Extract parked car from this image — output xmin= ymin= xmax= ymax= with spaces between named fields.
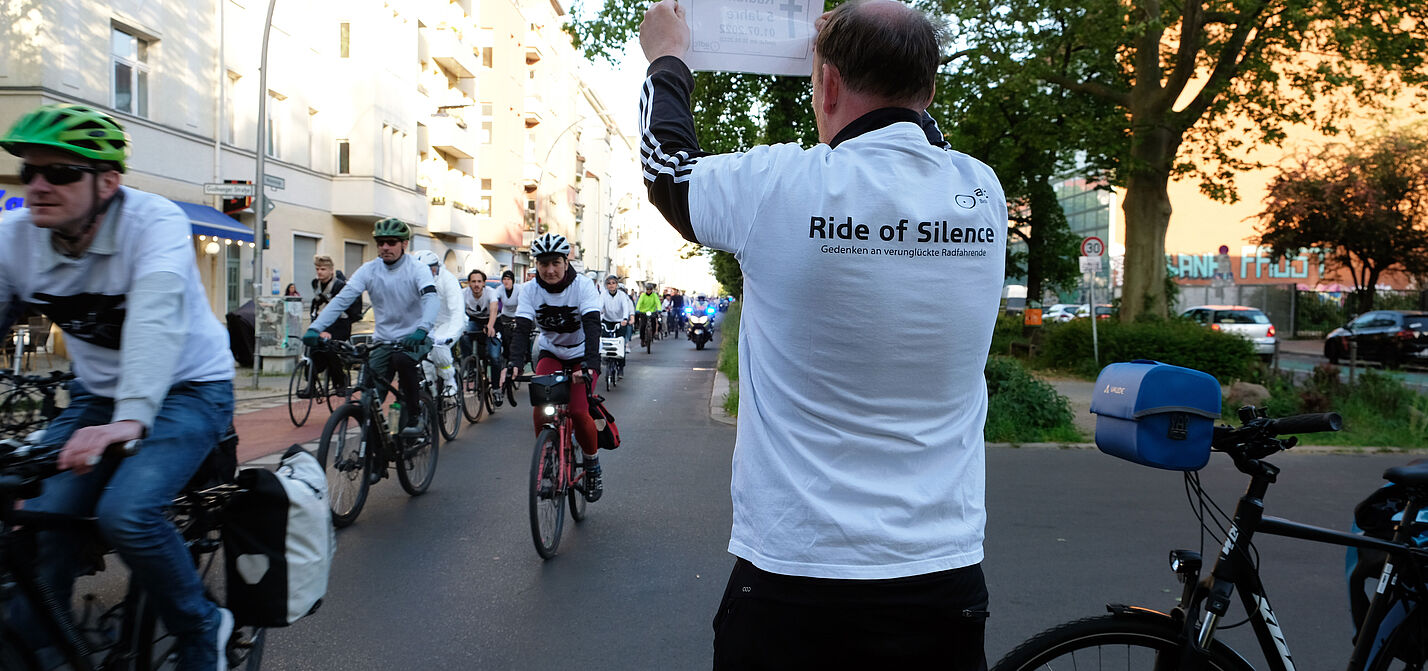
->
xmin=1323 ymin=309 xmax=1428 ymax=369
xmin=1044 ymin=303 xmax=1079 ymax=322
xmin=1180 ymin=305 xmax=1277 ymax=360
xmin=1074 ymin=304 xmax=1116 ymax=320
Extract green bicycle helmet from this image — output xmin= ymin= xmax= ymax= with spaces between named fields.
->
xmin=372 ymin=217 xmax=411 ymax=240
xmin=1 ymin=104 xmax=130 ymax=172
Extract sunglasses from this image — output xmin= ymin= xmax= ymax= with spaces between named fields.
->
xmin=20 ymin=163 xmax=104 ymax=186
xmin=375 ymin=238 xmax=404 ymax=247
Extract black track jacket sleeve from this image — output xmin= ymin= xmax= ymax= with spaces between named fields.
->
xmin=640 ymin=56 xmax=710 ymax=245
xmin=510 ymin=316 xmax=534 ymax=370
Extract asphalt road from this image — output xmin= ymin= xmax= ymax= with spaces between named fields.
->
xmin=53 ymin=328 xmax=1424 ymax=670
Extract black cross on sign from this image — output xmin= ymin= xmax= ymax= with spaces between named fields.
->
xmin=778 ymin=0 xmax=802 ymax=37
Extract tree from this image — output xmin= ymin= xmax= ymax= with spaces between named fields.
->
xmin=1255 ymin=125 xmax=1428 ymax=314
xmin=941 ymin=0 xmax=1428 ymax=321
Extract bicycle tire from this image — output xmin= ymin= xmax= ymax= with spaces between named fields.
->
xmin=436 ymin=375 xmax=461 ymax=442
xmin=397 ymin=393 xmax=440 ymax=495
xmin=568 ymin=448 xmax=588 ymax=522
xmin=287 ymin=359 xmax=314 ymax=427
xmin=529 ymin=427 xmax=565 ymax=559
xmin=0 ymin=385 xmax=44 ymax=440
xmin=460 ymin=356 xmax=487 ymax=424
xmin=1367 ymin=606 xmax=1427 ymax=671
xmin=605 ymin=364 xmax=614 ymax=392
xmin=317 ymin=403 xmax=372 ymax=528
xmin=132 ymin=583 xmax=267 ymax=671
xmin=992 ymin=612 xmax=1254 ymax=671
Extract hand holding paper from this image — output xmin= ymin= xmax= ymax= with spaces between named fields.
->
xmin=640 ymin=0 xmax=823 ymax=76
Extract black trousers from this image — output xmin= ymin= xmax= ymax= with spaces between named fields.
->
xmin=713 ymin=558 xmax=989 ymax=671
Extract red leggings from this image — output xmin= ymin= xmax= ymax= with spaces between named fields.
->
xmin=532 ymin=357 xmax=599 ymax=456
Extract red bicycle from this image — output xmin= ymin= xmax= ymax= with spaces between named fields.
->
xmin=511 ymin=370 xmax=594 ymax=559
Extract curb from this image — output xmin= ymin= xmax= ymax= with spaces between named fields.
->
xmin=710 ymin=370 xmax=736 ymax=426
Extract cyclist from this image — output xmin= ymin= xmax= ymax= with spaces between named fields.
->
xmin=0 ymin=103 xmax=238 ymax=670
xmin=462 ymin=269 xmax=500 ymax=388
xmin=634 ymin=282 xmax=662 ymax=346
xmin=305 ymin=254 xmax=361 ymax=396
xmin=601 ymin=275 xmax=635 ymax=342
xmin=502 ymin=233 xmax=607 ymax=502
xmin=412 ymin=250 xmax=463 ymax=398
xmin=304 ymin=218 xmax=438 ymax=438
xmin=492 ymin=269 xmax=523 ymax=406
xmin=670 ymin=289 xmax=687 ymax=332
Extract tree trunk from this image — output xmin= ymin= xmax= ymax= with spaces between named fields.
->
xmin=1119 ymin=125 xmax=1180 ymax=322
xmin=1024 ymin=175 xmax=1060 ymax=306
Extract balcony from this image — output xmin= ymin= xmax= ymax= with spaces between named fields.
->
xmin=427 ymin=114 xmax=478 ymax=159
xmin=525 ymin=40 xmax=543 ymax=65
xmin=420 ymin=26 xmax=479 ymax=79
xmin=426 ymin=198 xmax=475 ymax=239
xmin=522 ymin=162 xmax=542 ymax=192
xmin=332 ymin=177 xmax=426 ymax=224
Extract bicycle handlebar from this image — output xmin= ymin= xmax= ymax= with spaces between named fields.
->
xmin=1263 ymin=412 xmax=1342 ymax=436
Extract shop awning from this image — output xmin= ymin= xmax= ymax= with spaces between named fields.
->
xmin=172 ymin=200 xmax=254 ymax=243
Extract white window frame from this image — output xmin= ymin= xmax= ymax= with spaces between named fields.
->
xmin=111 ymin=27 xmax=151 ymax=117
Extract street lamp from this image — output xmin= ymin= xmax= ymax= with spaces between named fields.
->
xmin=251 ymin=0 xmax=277 ymax=388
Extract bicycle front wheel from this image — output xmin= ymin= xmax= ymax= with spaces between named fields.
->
xmin=317 ymin=403 xmax=372 ymax=528
xmin=397 ymin=393 xmax=440 ymax=495
xmin=529 ymin=427 xmax=566 ymax=559
xmin=992 ymin=613 xmax=1254 ymax=671
xmin=437 ymin=376 xmax=461 ymax=442
xmin=569 ymin=448 xmax=588 ymax=522
xmin=287 ymin=359 xmax=314 ymax=427
xmin=460 ymin=356 xmax=487 ymax=424
xmin=133 ymin=585 xmax=267 ymax=671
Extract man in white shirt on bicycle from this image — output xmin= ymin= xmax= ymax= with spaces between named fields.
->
xmin=412 ymin=250 xmax=464 ymax=398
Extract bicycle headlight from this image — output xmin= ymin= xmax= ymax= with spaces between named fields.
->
xmin=543 ymin=405 xmax=556 ymax=416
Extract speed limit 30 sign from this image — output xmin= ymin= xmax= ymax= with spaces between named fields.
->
xmin=1080 ymin=236 xmax=1105 ymax=257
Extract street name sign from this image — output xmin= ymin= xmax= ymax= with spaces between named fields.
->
xmin=262 ymin=174 xmax=286 ymax=190
xmin=683 ymin=0 xmax=823 ymax=76
xmin=203 ymin=182 xmax=255 ymax=197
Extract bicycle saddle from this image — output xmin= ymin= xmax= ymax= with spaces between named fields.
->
xmin=1383 ymin=460 xmax=1428 ymax=487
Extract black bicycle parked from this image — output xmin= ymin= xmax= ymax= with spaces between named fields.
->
xmin=993 ymin=406 xmax=1428 ymax=671
xmin=315 ymin=340 xmax=440 ymax=528
xmin=0 ymin=435 xmax=265 ymax=670
xmin=0 ymin=370 xmax=73 ymax=441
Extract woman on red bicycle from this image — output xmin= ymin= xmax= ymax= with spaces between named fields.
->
xmin=502 ymin=233 xmax=608 ymax=501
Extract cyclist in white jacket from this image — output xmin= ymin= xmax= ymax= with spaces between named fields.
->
xmin=414 ymin=250 xmax=463 ymax=396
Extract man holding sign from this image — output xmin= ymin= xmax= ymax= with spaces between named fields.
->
xmin=639 ymin=1 xmax=1004 ymax=668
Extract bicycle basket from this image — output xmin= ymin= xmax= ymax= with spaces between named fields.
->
xmin=1090 ymin=360 xmax=1221 ymax=471
xmin=528 ymin=374 xmax=571 ymax=406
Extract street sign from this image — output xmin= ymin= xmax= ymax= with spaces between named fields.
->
xmin=262 ymin=198 xmax=276 ymax=217
xmin=262 ymin=174 xmax=285 ymax=190
xmin=1081 ymin=236 xmax=1105 ymax=257
xmin=1079 ymin=255 xmax=1103 ymax=273
xmin=203 ymin=182 xmax=255 ymax=197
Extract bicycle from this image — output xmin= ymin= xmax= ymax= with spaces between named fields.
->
xmin=0 ymin=435 xmax=266 ymax=670
xmin=992 ymin=405 xmax=1428 ymax=671
xmin=0 ymin=369 xmax=73 ymax=440
xmin=287 ymin=338 xmax=348 ymax=427
xmin=638 ymin=312 xmax=658 ymax=354
xmin=315 ymin=341 xmax=440 ymax=528
xmin=511 ymin=369 xmax=597 ymax=559
xmin=599 ymin=321 xmax=626 ymax=391
xmin=421 ymin=338 xmax=463 ymax=442
xmin=458 ymin=331 xmax=498 ymax=425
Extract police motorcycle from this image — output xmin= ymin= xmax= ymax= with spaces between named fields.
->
xmin=599 ymin=320 xmax=627 ymax=390
xmin=685 ymin=304 xmax=715 ymax=350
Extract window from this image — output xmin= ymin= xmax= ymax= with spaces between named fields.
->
xmin=224 ymin=72 xmax=240 ymax=144
xmin=265 ymin=91 xmax=285 ymax=159
xmin=111 ymin=28 xmax=151 ymax=116
xmin=337 ymin=140 xmax=350 ymax=174
xmin=339 ymin=23 xmax=350 ymax=58
xmin=344 ymin=241 xmax=366 ymax=276
xmin=482 ymin=47 xmax=493 ymax=68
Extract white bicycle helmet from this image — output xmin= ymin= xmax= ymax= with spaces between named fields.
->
xmin=413 ymin=250 xmax=440 ymax=267
xmin=530 ymin=232 xmax=571 ymax=258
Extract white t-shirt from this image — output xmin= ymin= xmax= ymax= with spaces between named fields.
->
xmin=0 ymin=186 xmax=233 ymax=406
xmin=498 ymin=283 xmax=522 ymax=318
xmin=683 ymin=120 xmax=1007 ymax=578
xmin=515 ymin=274 xmax=602 ymax=362
xmin=600 ymin=289 xmax=634 ymax=323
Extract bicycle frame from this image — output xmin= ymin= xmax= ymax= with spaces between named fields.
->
xmin=1173 ymin=459 xmax=1428 ymax=671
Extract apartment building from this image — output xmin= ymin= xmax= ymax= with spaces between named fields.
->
xmin=0 ymin=0 xmax=641 ymax=320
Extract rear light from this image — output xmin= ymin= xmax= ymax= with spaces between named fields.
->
xmin=1267 ymin=325 xmax=1276 ymax=338
xmin=1397 ymin=329 xmax=1414 ymax=340
xmin=1210 ymin=324 xmax=1221 ymax=331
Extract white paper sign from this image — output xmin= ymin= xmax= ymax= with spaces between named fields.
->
xmin=683 ymin=0 xmax=823 ymax=76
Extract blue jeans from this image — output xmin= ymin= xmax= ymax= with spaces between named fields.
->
xmin=15 ymin=379 xmax=234 ymax=670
